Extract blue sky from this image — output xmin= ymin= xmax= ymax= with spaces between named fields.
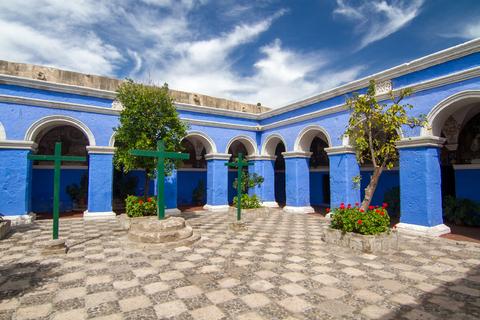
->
xmin=1 ymin=0 xmax=479 ymax=108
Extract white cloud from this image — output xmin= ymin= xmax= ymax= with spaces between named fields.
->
xmin=334 ymin=0 xmax=424 ymax=49
xmin=450 ymin=22 xmax=480 ymax=39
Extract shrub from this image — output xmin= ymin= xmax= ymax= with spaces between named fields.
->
xmin=125 ymin=195 xmax=157 ymax=217
xmin=233 ymin=194 xmax=261 ymax=209
xmin=330 ymin=202 xmax=390 ymax=235
xmin=383 ymin=187 xmax=400 ymax=218
xmin=443 ymin=196 xmax=480 ymax=226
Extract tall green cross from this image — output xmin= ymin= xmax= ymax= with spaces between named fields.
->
xmin=225 ymin=153 xmax=253 ymax=221
xmin=130 ymin=140 xmax=189 ymax=220
xmin=28 ymin=142 xmax=86 ymax=240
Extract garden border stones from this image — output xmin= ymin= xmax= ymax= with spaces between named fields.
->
xmin=322 ymin=226 xmax=398 ymax=253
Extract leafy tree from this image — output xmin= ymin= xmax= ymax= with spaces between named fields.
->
xmin=345 ymin=80 xmax=425 ymax=211
xmin=113 ymin=80 xmax=188 ymax=198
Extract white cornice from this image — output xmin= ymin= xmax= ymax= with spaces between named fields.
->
xmin=175 ymin=102 xmax=258 ymax=119
xmin=325 ymin=146 xmax=356 ymax=155
xmin=0 ymin=140 xmax=37 ymax=150
xmin=184 ymin=118 xmax=259 ymax=131
xmin=204 ymin=153 xmax=231 ymax=160
xmin=86 ymin=146 xmax=116 ymax=154
xmin=396 ymin=136 xmax=446 ymax=149
xmin=247 ymin=155 xmax=276 ymax=161
xmin=282 ymin=151 xmax=312 ymax=158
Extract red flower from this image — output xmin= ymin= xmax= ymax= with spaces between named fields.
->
xmin=347 ymin=204 xmax=351 ymax=208
xmin=326 ymin=208 xmax=330 ymax=213
xmin=147 ymin=197 xmax=152 ymax=202
xmin=368 ymin=205 xmax=374 ymax=210
xmin=382 ymin=202 xmax=388 ymax=208
xmin=340 ymin=202 xmax=344 ymax=206
xmin=375 ymin=209 xmax=380 ymax=213
xmin=139 ymin=200 xmax=144 ymax=205
xmin=380 ymin=211 xmax=385 ymax=216
xmin=359 ymin=209 xmax=364 ymax=212
xmin=357 ymin=219 xmax=363 ymax=225
xmin=340 ymin=204 xmax=345 ymax=209
xmin=355 ymin=202 xmax=359 ymax=206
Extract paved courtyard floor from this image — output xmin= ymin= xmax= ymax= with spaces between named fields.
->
xmin=1 ymin=209 xmax=480 ymax=320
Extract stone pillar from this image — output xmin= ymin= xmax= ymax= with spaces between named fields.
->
xmin=203 ymin=153 xmax=231 ymax=211
xmin=282 ymin=151 xmax=314 ymax=213
xmin=248 ymin=156 xmax=278 ymax=207
xmin=0 ymin=141 xmax=36 ymax=224
xmin=325 ymin=146 xmax=361 ymax=208
xmin=164 ymin=169 xmax=180 ymax=214
xmin=84 ymin=146 xmax=116 ymax=220
xmin=396 ymin=136 xmax=450 ymax=236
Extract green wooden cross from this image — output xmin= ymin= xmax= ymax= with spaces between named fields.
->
xmin=130 ymin=140 xmax=189 ymax=220
xmin=28 ymin=142 xmax=86 ymax=240
xmin=225 ymin=153 xmax=253 ymax=221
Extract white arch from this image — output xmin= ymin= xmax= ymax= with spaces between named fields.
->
xmin=109 ymin=132 xmax=116 ymax=147
xmin=261 ymin=133 xmax=287 ymax=156
xmin=422 ymin=90 xmax=480 ymax=137
xmin=25 ymin=115 xmax=96 ymax=146
xmin=0 ymin=121 xmax=5 ymax=140
xmin=294 ymin=125 xmax=332 ymax=152
xmin=182 ymin=131 xmax=217 ymax=154
xmin=225 ymin=135 xmax=258 ymax=155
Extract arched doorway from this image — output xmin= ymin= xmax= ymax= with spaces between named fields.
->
xmin=31 ymin=125 xmax=89 ymax=217
xmin=261 ymin=134 xmax=287 ymax=207
xmin=274 ymin=143 xmax=286 ymax=206
xmin=227 ymin=137 xmax=257 ymax=204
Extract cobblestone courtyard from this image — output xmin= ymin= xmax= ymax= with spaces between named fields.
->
xmin=1 ymin=210 xmax=480 ymax=320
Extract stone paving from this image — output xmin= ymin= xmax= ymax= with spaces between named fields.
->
xmin=1 ymin=209 xmax=480 ymax=320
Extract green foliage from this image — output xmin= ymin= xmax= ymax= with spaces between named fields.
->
xmin=383 ymin=187 xmax=400 ymax=217
xmin=330 ymin=203 xmax=390 ymax=235
xmin=125 ymin=195 xmax=157 ymax=217
xmin=443 ymin=196 xmax=480 ymax=226
xmin=66 ymin=173 xmax=88 ymax=206
xmin=233 ymin=194 xmax=262 ymax=209
xmin=192 ymin=179 xmax=206 ymax=205
xmin=113 ymin=80 xmax=189 ymax=196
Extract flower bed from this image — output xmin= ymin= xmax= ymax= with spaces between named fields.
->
xmin=323 ymin=202 xmax=398 ymax=253
xmin=125 ymin=195 xmax=157 ymax=217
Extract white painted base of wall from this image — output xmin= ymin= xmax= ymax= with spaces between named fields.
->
xmin=3 ymin=212 xmax=36 ymax=225
xmin=203 ymin=204 xmax=230 ymax=212
xmin=283 ymin=206 xmax=315 ymax=214
xmin=166 ymin=208 xmax=181 ymax=215
xmin=83 ymin=211 xmax=116 ymax=220
xmin=395 ymin=223 xmax=451 ymax=237
xmin=262 ymin=201 xmax=279 ymax=208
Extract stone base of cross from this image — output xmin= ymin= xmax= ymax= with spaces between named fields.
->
xmin=225 ymin=153 xmax=253 ymax=221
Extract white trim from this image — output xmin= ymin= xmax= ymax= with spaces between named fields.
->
xmin=25 ymin=115 xmax=97 ymax=146
xmin=422 ymin=90 xmax=480 ymax=136
xmin=395 ymin=223 xmax=451 ymax=237
xmin=324 ymin=146 xmax=356 ymax=155
xmin=0 ymin=140 xmax=37 ymax=150
xmin=83 ymin=211 xmax=116 ymax=220
xmin=175 ymin=102 xmax=258 ymax=119
xmin=453 ymin=164 xmax=480 ymax=170
xmin=0 ymin=121 xmax=5 ymax=140
xmin=261 ymin=133 xmax=287 ymax=156
xmin=262 ymin=201 xmax=279 ymax=208
xmin=294 ymin=125 xmax=332 ymax=152
xmin=282 ymin=151 xmax=312 ymax=159
xmin=185 ymin=118 xmax=258 ymax=131
xmin=396 ymin=136 xmax=446 ymax=149
xmin=33 ymin=165 xmax=87 ymax=169
xmin=2 ymin=213 xmax=36 ymax=225
xmin=86 ymin=146 xmax=116 ymax=154
xmin=205 ymin=153 xmax=231 ymax=160
xmin=247 ymin=155 xmax=276 ymax=161
xmin=203 ymin=204 xmax=230 ymax=212
xmin=178 ymin=167 xmax=207 ymax=172
xmin=283 ymin=206 xmax=315 ymax=214
xmin=109 ymin=132 xmax=116 ymax=147
xmin=225 ymin=135 xmax=259 ymax=155
xmin=183 ymin=131 xmax=217 ymax=154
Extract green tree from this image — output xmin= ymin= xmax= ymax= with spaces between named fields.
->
xmin=345 ymin=80 xmax=425 ymax=211
xmin=113 ymin=80 xmax=188 ymax=198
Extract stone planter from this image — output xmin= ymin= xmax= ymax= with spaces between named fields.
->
xmin=0 ymin=220 xmax=12 ymax=239
xmin=228 ymin=207 xmax=270 ymax=222
xmin=322 ymin=226 xmax=398 ymax=253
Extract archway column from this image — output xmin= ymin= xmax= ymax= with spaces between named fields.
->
xmin=84 ymin=146 xmax=116 ymax=220
xmin=203 ymin=153 xmax=231 ymax=211
xmin=0 ymin=140 xmax=36 ymax=224
xmin=395 ymin=136 xmax=451 ymax=236
xmin=325 ymin=146 xmax=361 ymax=208
xmin=155 ymin=169 xmax=180 ymax=214
xmin=248 ymin=155 xmax=278 ymax=207
xmin=282 ymin=151 xmax=314 ymax=213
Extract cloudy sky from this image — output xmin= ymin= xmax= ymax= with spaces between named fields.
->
xmin=1 ymin=0 xmax=479 ymax=108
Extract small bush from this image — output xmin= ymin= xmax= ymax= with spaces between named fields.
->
xmin=233 ymin=194 xmax=261 ymax=209
xmin=330 ymin=202 xmax=390 ymax=235
xmin=443 ymin=196 xmax=480 ymax=226
xmin=125 ymin=195 xmax=157 ymax=217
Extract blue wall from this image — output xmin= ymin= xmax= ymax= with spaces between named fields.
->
xmin=310 ymin=171 xmax=329 ymax=206
xmin=177 ymin=170 xmax=207 ymax=205
xmin=455 ymin=169 xmax=480 ymax=203
xmin=274 ymin=171 xmax=286 ymax=204
xmin=360 ymin=170 xmax=400 ymax=205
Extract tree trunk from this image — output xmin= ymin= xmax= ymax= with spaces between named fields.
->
xmin=144 ymin=170 xmax=150 ymax=199
xmin=361 ymin=165 xmax=384 ymax=211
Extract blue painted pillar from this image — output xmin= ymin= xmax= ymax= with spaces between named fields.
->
xmin=84 ymin=147 xmax=115 ymax=219
xmin=283 ymin=152 xmax=314 ymax=213
xmin=204 ymin=153 xmax=231 ymax=211
xmin=155 ymin=169 xmax=179 ymax=213
xmin=396 ymin=137 xmax=450 ymax=236
xmin=326 ymin=146 xmax=361 ymax=208
xmin=248 ymin=157 xmax=277 ymax=206
xmin=0 ymin=141 xmax=35 ymax=223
